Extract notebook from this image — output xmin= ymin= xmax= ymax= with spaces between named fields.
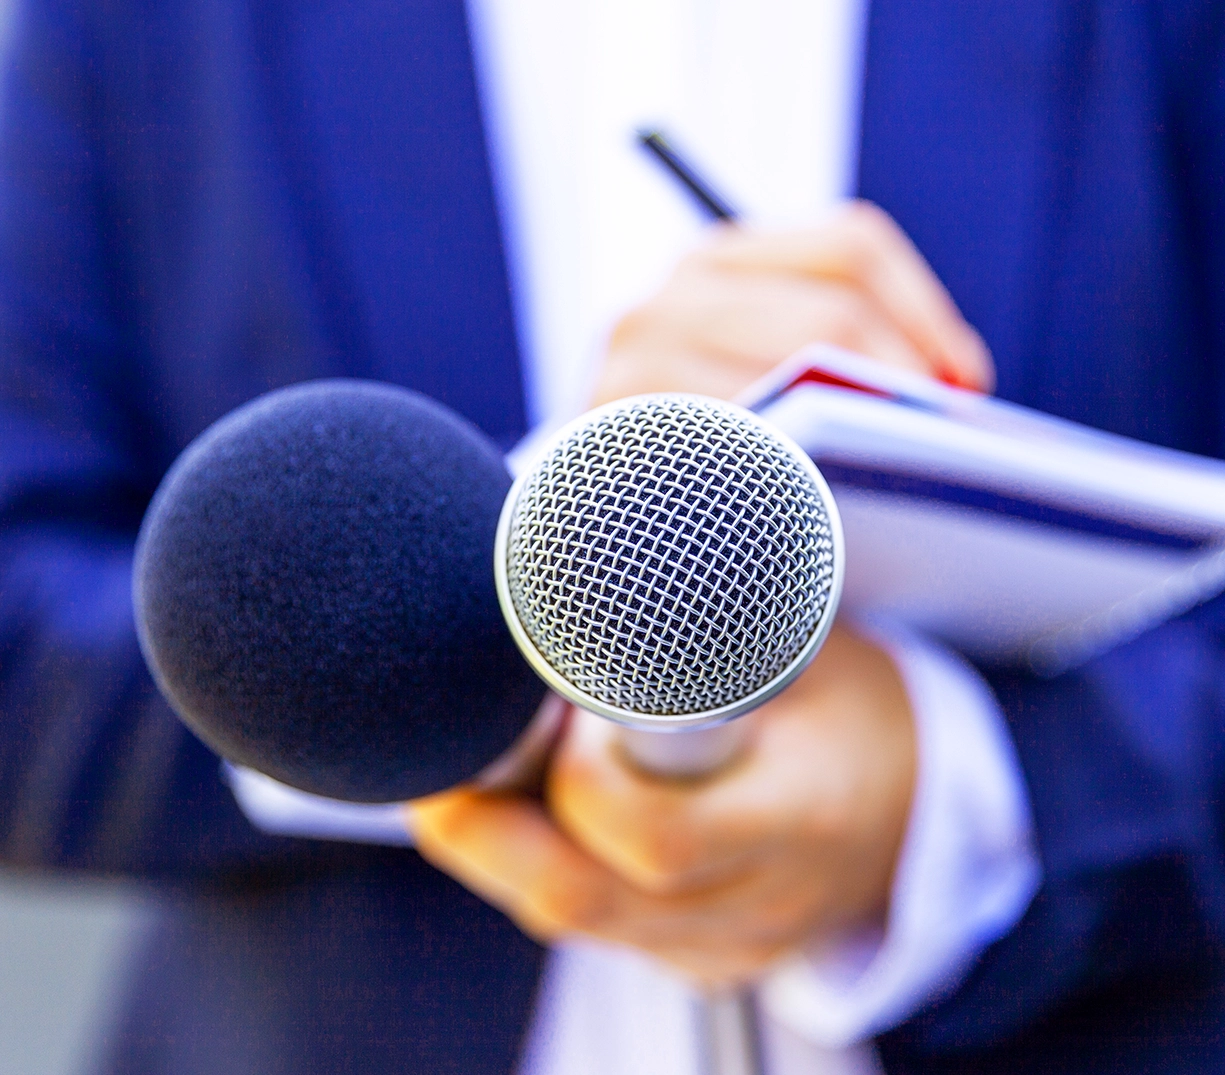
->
xmin=747 ymin=346 xmax=1225 ymax=674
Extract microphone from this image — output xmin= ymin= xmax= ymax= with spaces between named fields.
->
xmin=133 ymin=380 xmax=547 ymax=802
xmin=497 ymin=394 xmax=842 ymax=1075
xmin=496 ymin=393 xmax=843 ymax=776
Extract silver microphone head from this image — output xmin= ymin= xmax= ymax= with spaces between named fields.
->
xmin=494 ymin=394 xmax=844 ymax=730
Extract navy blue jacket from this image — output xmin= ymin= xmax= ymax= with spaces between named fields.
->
xmin=0 ymin=1 xmax=1223 ymax=1072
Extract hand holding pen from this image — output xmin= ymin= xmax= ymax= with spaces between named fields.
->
xmin=591 ymin=129 xmax=994 ymax=405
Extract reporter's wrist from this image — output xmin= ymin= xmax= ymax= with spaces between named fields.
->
xmin=758 ymin=622 xmax=1040 ymax=1046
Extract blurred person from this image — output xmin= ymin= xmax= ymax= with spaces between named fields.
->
xmin=0 ymin=3 xmax=1223 ymax=1075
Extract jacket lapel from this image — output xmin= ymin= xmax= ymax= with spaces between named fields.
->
xmin=250 ymin=0 xmax=527 ymax=446
xmin=856 ymin=0 xmax=1071 ymax=405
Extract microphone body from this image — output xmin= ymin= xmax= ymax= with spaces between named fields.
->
xmin=494 ymin=394 xmax=843 ymax=1075
xmin=496 ymin=394 xmax=843 ymax=774
xmin=134 ymin=380 xmax=546 ymax=802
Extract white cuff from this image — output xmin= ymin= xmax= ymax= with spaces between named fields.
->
xmin=759 ymin=621 xmax=1040 ymax=1047
xmin=224 ymin=763 xmax=413 ymax=846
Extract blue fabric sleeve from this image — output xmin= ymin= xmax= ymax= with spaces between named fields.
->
xmin=883 ymin=604 xmax=1225 ymax=1056
xmin=0 ymin=0 xmax=316 ymax=880
xmin=881 ymin=2 xmax=1225 ymax=1059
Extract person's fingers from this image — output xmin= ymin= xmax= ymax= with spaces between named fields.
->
xmin=545 ymin=711 xmax=763 ymax=894
xmin=409 ymin=627 xmax=917 ymax=988
xmin=546 ymin=630 xmax=914 ymax=911
xmin=410 ymin=788 xmax=621 ymax=941
xmin=410 ymin=787 xmax=714 ymax=940
xmin=695 ymin=202 xmax=995 ymax=391
xmin=547 ymin=668 xmax=866 ymax=898
xmin=681 ymin=273 xmax=934 ymax=377
xmin=408 ymin=787 xmax=811 ymax=985
xmin=597 ymin=271 xmax=935 ymax=405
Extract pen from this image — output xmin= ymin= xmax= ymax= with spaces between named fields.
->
xmin=636 ymin=129 xmax=740 ymax=222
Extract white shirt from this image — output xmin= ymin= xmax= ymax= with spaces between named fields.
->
xmin=468 ymin=0 xmax=871 ymax=428
xmin=230 ymin=2 xmax=1042 ymax=1071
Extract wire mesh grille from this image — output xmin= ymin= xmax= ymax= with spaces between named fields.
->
xmin=505 ymin=397 xmax=836 ymax=715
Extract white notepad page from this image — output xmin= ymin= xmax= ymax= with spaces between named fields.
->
xmin=749 ymin=346 xmax=1225 ymax=674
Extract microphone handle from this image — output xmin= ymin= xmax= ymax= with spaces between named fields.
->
xmin=619 ymin=719 xmax=752 ymax=779
xmin=619 ymin=719 xmax=764 ymax=1075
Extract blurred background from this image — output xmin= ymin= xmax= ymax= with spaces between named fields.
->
xmin=0 ymin=0 xmax=138 ymax=1068
xmin=0 ymin=869 xmax=152 ymax=1074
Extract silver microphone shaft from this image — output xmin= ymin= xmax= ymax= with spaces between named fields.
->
xmin=620 ymin=721 xmax=764 ymax=1075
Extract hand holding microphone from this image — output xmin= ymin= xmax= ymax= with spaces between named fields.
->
xmin=409 ymin=394 xmax=914 ymax=994
xmin=412 ymin=626 xmax=915 ymax=986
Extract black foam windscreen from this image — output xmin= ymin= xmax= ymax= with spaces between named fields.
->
xmin=134 ymin=380 xmax=547 ymax=802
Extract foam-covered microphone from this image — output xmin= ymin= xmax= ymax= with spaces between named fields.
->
xmin=133 ymin=380 xmax=547 ymax=802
